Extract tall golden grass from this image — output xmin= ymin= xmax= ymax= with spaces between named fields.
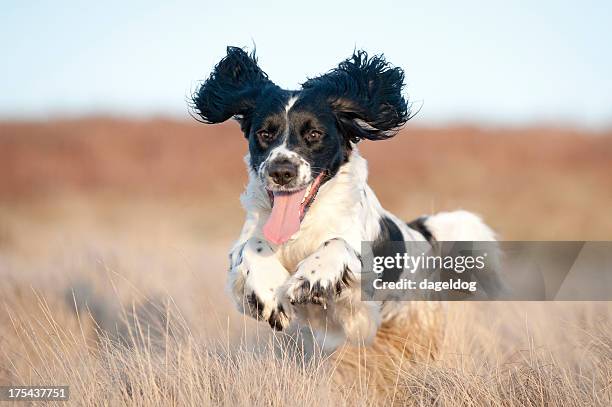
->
xmin=0 ymin=119 xmax=611 ymax=405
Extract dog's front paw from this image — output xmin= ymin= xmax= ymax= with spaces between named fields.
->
xmin=286 ymin=239 xmax=359 ymax=308
xmin=228 ymin=238 xmax=292 ymax=331
xmin=286 ymin=267 xmax=354 ymax=308
xmin=245 ymin=287 xmax=290 ymax=331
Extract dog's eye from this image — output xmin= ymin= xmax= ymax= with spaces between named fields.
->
xmin=256 ymin=130 xmax=275 ymax=144
xmin=305 ymin=130 xmax=323 ymax=143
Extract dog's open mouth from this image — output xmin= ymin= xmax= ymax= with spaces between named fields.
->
xmin=263 ymin=171 xmax=327 ymax=245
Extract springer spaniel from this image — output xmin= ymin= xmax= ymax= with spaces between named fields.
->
xmin=192 ymin=47 xmax=497 ymax=351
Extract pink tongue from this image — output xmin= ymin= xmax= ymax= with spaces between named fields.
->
xmin=263 ymin=190 xmax=306 ymax=245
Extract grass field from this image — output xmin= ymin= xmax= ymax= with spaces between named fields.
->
xmin=0 ymin=118 xmax=611 ymax=405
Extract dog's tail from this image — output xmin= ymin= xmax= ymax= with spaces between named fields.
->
xmin=409 ymin=209 xmax=497 ymax=243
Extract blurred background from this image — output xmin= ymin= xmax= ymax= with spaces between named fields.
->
xmin=1 ymin=0 xmax=611 ymax=386
xmin=1 ymin=0 xmax=611 ymax=236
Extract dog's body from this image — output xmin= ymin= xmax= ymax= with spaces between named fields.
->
xmin=193 ymin=47 xmax=496 ymax=352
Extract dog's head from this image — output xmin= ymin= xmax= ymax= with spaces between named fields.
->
xmin=193 ymin=46 xmax=411 ymax=244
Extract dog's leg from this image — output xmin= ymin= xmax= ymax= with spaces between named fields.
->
xmin=228 ymin=237 xmax=291 ymax=330
xmin=284 ymin=238 xmax=381 ymax=347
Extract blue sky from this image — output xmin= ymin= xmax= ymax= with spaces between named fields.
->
xmin=1 ymin=1 xmax=611 ymax=127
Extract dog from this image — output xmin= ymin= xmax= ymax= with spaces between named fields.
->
xmin=192 ymin=47 xmax=497 ymax=352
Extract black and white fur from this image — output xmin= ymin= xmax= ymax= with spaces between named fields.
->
xmin=192 ymin=47 xmax=497 ymax=351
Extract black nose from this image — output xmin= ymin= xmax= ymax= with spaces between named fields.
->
xmin=268 ymin=160 xmax=298 ymax=186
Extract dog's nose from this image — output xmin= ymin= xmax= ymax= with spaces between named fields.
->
xmin=268 ymin=160 xmax=298 ymax=186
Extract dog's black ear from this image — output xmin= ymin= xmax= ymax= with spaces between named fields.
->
xmin=303 ymin=51 xmax=410 ymax=142
xmin=192 ymin=46 xmax=274 ymax=128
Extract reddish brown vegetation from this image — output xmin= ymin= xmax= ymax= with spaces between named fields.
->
xmin=1 ymin=118 xmax=610 ymax=239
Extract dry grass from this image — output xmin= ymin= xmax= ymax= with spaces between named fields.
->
xmin=0 ymin=119 xmax=611 ymax=405
xmin=2 ymin=217 xmax=610 ymax=406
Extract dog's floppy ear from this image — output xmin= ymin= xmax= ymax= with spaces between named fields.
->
xmin=192 ymin=46 xmax=274 ymax=130
xmin=303 ymin=51 xmax=410 ymax=142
